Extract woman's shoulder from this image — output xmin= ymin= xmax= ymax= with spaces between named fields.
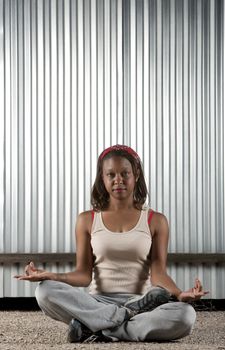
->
xmin=144 ymin=205 xmax=167 ymax=218
xmin=147 ymin=208 xmax=169 ymax=232
xmin=151 ymin=210 xmax=168 ymax=221
xmin=78 ymin=209 xmax=101 ymax=219
xmin=78 ymin=210 xmax=93 ymax=219
xmin=77 ymin=209 xmax=101 ymax=227
xmin=76 ymin=210 xmax=95 ymax=231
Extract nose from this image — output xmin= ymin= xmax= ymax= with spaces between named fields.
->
xmin=114 ymin=174 xmax=123 ymax=184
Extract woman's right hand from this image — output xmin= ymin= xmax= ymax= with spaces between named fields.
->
xmin=14 ymin=262 xmax=54 ymax=282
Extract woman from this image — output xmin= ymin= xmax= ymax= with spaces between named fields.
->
xmin=15 ymin=144 xmax=208 ymax=343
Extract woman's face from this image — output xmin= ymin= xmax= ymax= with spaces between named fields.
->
xmin=102 ymin=156 xmax=137 ymax=201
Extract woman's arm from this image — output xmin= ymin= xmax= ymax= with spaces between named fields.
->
xmin=150 ymin=213 xmax=182 ymax=297
xmin=14 ymin=211 xmax=94 ymax=288
xmin=149 ymin=212 xmax=208 ymax=301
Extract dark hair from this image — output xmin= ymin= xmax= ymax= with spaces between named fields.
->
xmin=91 ymin=149 xmax=148 ymax=211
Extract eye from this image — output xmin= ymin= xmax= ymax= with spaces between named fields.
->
xmin=107 ymin=173 xmax=114 ymax=178
xmin=122 ymin=171 xmax=130 ymax=177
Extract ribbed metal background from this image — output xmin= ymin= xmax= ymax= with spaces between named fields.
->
xmin=0 ymin=0 xmax=224 ymax=298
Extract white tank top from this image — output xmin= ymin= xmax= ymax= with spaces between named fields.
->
xmin=89 ymin=208 xmax=153 ymax=295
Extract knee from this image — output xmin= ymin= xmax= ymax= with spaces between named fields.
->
xmin=160 ymin=302 xmax=196 ymax=339
xmin=179 ymin=303 xmax=196 ymax=336
xmin=35 ymin=280 xmax=56 ymax=307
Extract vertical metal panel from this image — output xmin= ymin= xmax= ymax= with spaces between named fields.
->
xmin=0 ymin=0 xmax=224 ymax=298
xmin=0 ymin=0 xmax=4 ymax=298
xmin=125 ymin=0 xmax=224 ymax=255
xmin=122 ymin=0 xmax=224 ymax=298
xmin=1 ymin=0 xmax=124 ymax=297
xmin=0 ymin=0 xmax=4 ymax=257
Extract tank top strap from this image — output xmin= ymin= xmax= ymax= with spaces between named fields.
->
xmin=148 ymin=209 xmax=154 ymax=225
xmin=135 ymin=207 xmax=150 ymax=233
xmin=91 ymin=211 xmax=102 ymax=234
xmin=91 ymin=210 xmax=95 ymax=222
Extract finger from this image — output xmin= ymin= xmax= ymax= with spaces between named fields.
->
xmin=194 ymin=278 xmax=199 ymax=288
xmin=25 ymin=262 xmax=32 ymax=273
xmin=184 ymin=292 xmax=196 ymax=300
xmin=193 ymin=288 xmax=203 ymax=295
xmin=194 ymin=291 xmax=210 ymax=298
xmin=14 ymin=274 xmax=28 ymax=280
xmin=25 ymin=261 xmax=36 ymax=275
xmin=203 ymin=290 xmax=210 ymax=295
xmin=30 ymin=261 xmax=35 ymax=269
xmin=29 ymin=261 xmax=37 ymax=272
xmin=17 ymin=275 xmax=35 ymax=281
xmin=195 ymin=292 xmax=205 ymax=296
xmin=194 ymin=278 xmax=200 ymax=289
xmin=27 ymin=261 xmax=35 ymax=269
xmin=25 ymin=267 xmax=31 ymax=276
xmin=194 ymin=279 xmax=203 ymax=292
xmin=196 ymin=279 xmax=203 ymax=291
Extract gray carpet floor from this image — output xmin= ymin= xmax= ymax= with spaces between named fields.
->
xmin=0 ymin=311 xmax=224 ymax=350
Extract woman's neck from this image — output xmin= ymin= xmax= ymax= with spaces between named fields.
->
xmin=107 ymin=199 xmax=136 ymax=212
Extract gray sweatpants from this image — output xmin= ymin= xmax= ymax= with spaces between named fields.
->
xmin=35 ymin=280 xmax=196 ymax=342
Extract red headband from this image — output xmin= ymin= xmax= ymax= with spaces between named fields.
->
xmin=99 ymin=144 xmax=140 ymax=161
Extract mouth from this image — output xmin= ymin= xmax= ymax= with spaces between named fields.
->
xmin=113 ymin=188 xmax=126 ymax=192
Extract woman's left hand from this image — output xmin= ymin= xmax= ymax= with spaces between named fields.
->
xmin=177 ymin=278 xmax=209 ymax=302
xmin=14 ymin=262 xmax=53 ymax=282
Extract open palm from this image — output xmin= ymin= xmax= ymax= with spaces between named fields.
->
xmin=178 ymin=278 xmax=209 ymax=302
xmin=14 ymin=262 xmax=49 ymax=282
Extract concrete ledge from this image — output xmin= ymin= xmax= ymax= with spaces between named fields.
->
xmin=0 ymin=253 xmax=225 ymax=264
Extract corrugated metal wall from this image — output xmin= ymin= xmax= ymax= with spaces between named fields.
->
xmin=0 ymin=0 xmax=224 ymax=298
